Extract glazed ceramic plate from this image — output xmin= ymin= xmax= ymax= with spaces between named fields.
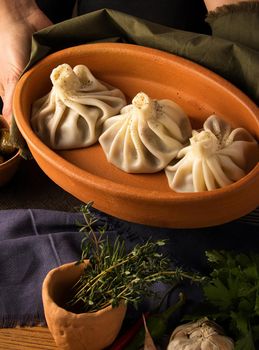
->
xmin=13 ymin=43 xmax=259 ymax=228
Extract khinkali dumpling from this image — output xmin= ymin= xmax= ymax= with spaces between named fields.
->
xmin=99 ymin=92 xmax=192 ymax=173
xmin=165 ymin=115 xmax=259 ymax=192
xmin=31 ymin=63 xmax=126 ymax=150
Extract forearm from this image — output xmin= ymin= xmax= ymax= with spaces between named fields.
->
xmin=204 ymin=0 xmax=259 ymax=12
xmin=0 ymin=0 xmax=52 ymax=120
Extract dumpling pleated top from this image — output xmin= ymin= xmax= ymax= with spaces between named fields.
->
xmin=31 ymin=64 xmax=127 ymax=150
xmin=165 ymin=115 xmax=259 ymax=192
xmin=99 ymin=92 xmax=192 ymax=173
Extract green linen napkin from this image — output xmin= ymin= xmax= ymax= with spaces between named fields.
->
xmin=11 ymin=7 xmax=259 ymax=155
xmin=206 ymin=1 xmax=259 ymax=51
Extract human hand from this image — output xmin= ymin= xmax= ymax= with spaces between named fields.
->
xmin=204 ymin=0 xmax=259 ymax=12
xmin=0 ymin=0 xmax=52 ymax=123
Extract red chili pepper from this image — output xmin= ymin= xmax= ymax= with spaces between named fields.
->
xmin=108 ymin=312 xmax=150 ymax=350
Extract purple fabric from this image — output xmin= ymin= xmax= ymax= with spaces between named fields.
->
xmin=0 ymin=209 xmax=83 ymax=326
xmin=0 ymin=208 xmax=258 ymax=328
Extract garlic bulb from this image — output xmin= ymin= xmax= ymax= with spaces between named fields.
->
xmin=167 ymin=318 xmax=234 ymax=350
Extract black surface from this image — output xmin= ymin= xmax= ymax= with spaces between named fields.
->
xmin=78 ymin=0 xmax=210 ymax=34
xmin=0 ymin=158 xmax=82 ymax=210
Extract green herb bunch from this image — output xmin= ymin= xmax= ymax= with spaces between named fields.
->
xmin=68 ymin=202 xmax=202 ymax=313
xmin=199 ymin=250 xmax=259 ymax=350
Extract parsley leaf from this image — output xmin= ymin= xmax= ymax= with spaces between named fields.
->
xmin=200 ymin=250 xmax=259 ymax=350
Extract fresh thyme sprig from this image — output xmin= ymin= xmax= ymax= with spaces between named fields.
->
xmin=68 ymin=202 xmax=204 ymax=313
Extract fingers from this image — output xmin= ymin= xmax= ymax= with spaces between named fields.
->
xmin=0 ymin=4 xmax=53 ymax=125
xmin=1 ymin=77 xmax=18 ymax=125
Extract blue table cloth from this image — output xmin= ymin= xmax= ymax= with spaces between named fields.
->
xmin=0 ymin=208 xmax=258 ymax=329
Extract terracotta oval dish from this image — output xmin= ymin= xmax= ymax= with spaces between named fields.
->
xmin=13 ymin=43 xmax=259 ymax=228
xmin=0 ymin=116 xmax=21 ymax=186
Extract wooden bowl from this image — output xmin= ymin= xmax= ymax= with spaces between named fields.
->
xmin=0 ymin=116 xmax=21 ymax=186
xmin=13 ymin=43 xmax=259 ymax=228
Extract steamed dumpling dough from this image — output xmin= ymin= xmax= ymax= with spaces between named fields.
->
xmin=165 ymin=115 xmax=259 ymax=192
xmin=99 ymin=92 xmax=192 ymax=173
xmin=31 ymin=64 xmax=126 ymax=150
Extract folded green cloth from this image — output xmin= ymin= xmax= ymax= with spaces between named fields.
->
xmin=11 ymin=7 xmax=259 ymax=155
xmin=206 ymin=1 xmax=259 ymax=51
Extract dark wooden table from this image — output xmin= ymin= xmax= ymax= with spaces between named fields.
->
xmin=0 ymin=327 xmax=57 ymax=350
